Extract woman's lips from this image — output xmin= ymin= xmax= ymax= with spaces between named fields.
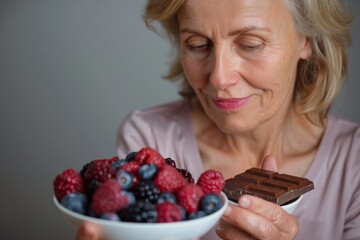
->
xmin=212 ymin=96 xmax=252 ymax=111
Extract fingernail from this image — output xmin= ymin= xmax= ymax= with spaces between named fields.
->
xmin=223 ymin=205 xmax=232 ymax=216
xmin=239 ymin=196 xmax=251 ymax=208
xmin=216 ymin=223 xmax=224 ymax=233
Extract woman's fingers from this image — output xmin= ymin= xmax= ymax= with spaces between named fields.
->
xmin=221 ymin=203 xmax=280 ymax=239
xmin=261 ymin=154 xmax=277 ymax=172
xmin=76 ymin=222 xmax=100 ymax=240
xmin=221 ymin=195 xmax=299 ymax=239
xmin=216 ymin=219 xmax=255 ymax=240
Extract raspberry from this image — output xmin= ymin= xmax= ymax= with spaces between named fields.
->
xmin=177 ymin=184 xmax=204 ymax=213
xmin=197 ymin=169 xmax=225 ymax=194
xmin=91 ymin=179 xmax=128 ymax=214
xmin=177 ymin=168 xmax=195 ymax=183
xmin=134 ymin=147 xmax=165 ymax=168
xmin=84 ymin=158 xmax=117 ymax=184
xmin=120 ymin=161 xmax=141 ymax=173
xmin=53 ymin=168 xmax=84 ymax=201
xmin=154 ymin=165 xmax=188 ymax=193
xmin=156 ymin=202 xmax=183 ymax=223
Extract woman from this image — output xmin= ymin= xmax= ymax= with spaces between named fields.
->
xmin=78 ymin=0 xmax=359 ymax=239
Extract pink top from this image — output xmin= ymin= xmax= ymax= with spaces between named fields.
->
xmin=117 ymin=100 xmax=360 ymax=240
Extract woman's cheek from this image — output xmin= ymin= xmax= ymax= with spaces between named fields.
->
xmin=182 ymin=58 xmax=208 ymax=89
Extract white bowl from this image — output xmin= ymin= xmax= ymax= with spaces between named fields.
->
xmin=228 ymin=195 xmax=303 ymax=214
xmin=53 ymin=192 xmax=228 ymax=240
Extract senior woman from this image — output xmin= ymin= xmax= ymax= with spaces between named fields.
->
xmin=78 ymin=0 xmax=359 ymax=239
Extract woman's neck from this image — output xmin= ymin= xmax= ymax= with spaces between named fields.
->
xmin=190 ymin=98 xmax=325 ymax=176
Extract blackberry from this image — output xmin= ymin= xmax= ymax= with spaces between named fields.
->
xmin=165 ymin=158 xmax=177 ymax=168
xmin=178 ymin=168 xmax=195 ymax=183
xmin=119 ymin=200 xmax=157 ymax=223
xmin=133 ymin=181 xmax=161 ymax=203
xmin=125 ymin=151 xmax=137 ymax=162
xmin=85 ymin=179 xmax=100 ymax=199
xmin=80 ymin=161 xmax=93 ymax=179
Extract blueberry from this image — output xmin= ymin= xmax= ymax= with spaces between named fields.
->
xmin=112 ymin=159 xmax=127 ymax=169
xmin=199 ymin=194 xmax=222 ymax=214
xmin=60 ymin=193 xmax=88 ymax=215
xmin=157 ymin=192 xmax=177 ymax=204
xmin=121 ymin=190 xmax=136 ymax=206
xmin=187 ymin=210 xmax=206 ymax=220
xmin=100 ymin=212 xmax=120 ymax=221
xmin=138 ymin=164 xmax=158 ymax=180
xmin=125 ymin=151 xmax=137 ymax=162
xmin=115 ymin=170 xmax=134 ymax=190
xmin=178 ymin=205 xmax=187 ymax=220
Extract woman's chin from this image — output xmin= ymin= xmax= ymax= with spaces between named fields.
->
xmin=215 ymin=119 xmax=257 ymax=134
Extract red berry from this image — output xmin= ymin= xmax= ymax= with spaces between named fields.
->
xmin=156 ymin=202 xmax=183 ymax=223
xmin=154 ymin=165 xmax=188 ymax=193
xmin=84 ymin=158 xmax=117 ymax=184
xmin=120 ymin=161 xmax=141 ymax=173
xmin=91 ymin=179 xmax=128 ymax=214
xmin=134 ymin=147 xmax=165 ymax=168
xmin=177 ymin=184 xmax=204 ymax=213
xmin=53 ymin=168 xmax=84 ymax=201
xmin=197 ymin=170 xmax=225 ymax=194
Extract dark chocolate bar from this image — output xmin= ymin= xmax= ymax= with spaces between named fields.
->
xmin=223 ymin=168 xmax=314 ymax=205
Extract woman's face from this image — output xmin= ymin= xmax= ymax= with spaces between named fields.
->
xmin=178 ymin=0 xmax=312 ymax=133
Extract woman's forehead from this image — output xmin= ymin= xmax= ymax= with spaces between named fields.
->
xmin=177 ymin=0 xmax=293 ymax=35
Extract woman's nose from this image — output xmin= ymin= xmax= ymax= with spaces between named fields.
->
xmin=209 ymin=47 xmax=239 ymax=90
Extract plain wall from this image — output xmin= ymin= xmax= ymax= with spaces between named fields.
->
xmin=0 ymin=1 xmax=359 ymax=239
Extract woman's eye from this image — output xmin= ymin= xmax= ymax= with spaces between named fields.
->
xmin=186 ymin=43 xmax=211 ymax=53
xmin=239 ymin=43 xmax=263 ymax=52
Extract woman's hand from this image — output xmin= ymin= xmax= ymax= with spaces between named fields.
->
xmin=215 ymin=155 xmax=299 ymax=240
xmin=216 ymin=195 xmax=299 ymax=239
xmin=76 ymin=222 xmax=101 ymax=240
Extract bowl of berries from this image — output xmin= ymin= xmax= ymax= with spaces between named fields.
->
xmin=53 ymin=147 xmax=228 ymax=240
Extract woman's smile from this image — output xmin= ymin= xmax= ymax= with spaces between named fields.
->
xmin=212 ymin=96 xmax=253 ymax=111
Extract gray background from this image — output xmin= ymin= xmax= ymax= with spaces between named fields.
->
xmin=0 ymin=1 xmax=359 ymax=239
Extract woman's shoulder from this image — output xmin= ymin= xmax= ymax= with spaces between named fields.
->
xmin=327 ymin=115 xmax=360 ymax=137
xmin=323 ymin=115 xmax=360 ymax=166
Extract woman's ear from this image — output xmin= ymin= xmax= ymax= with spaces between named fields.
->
xmin=299 ymin=37 xmax=312 ymax=60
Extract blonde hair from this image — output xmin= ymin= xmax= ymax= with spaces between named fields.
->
xmin=143 ymin=0 xmax=353 ymax=124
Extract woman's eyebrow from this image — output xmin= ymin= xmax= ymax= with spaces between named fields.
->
xmin=179 ymin=26 xmax=271 ymax=36
xmin=179 ymin=28 xmax=208 ymax=39
xmin=228 ymin=26 xmax=271 ymax=36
